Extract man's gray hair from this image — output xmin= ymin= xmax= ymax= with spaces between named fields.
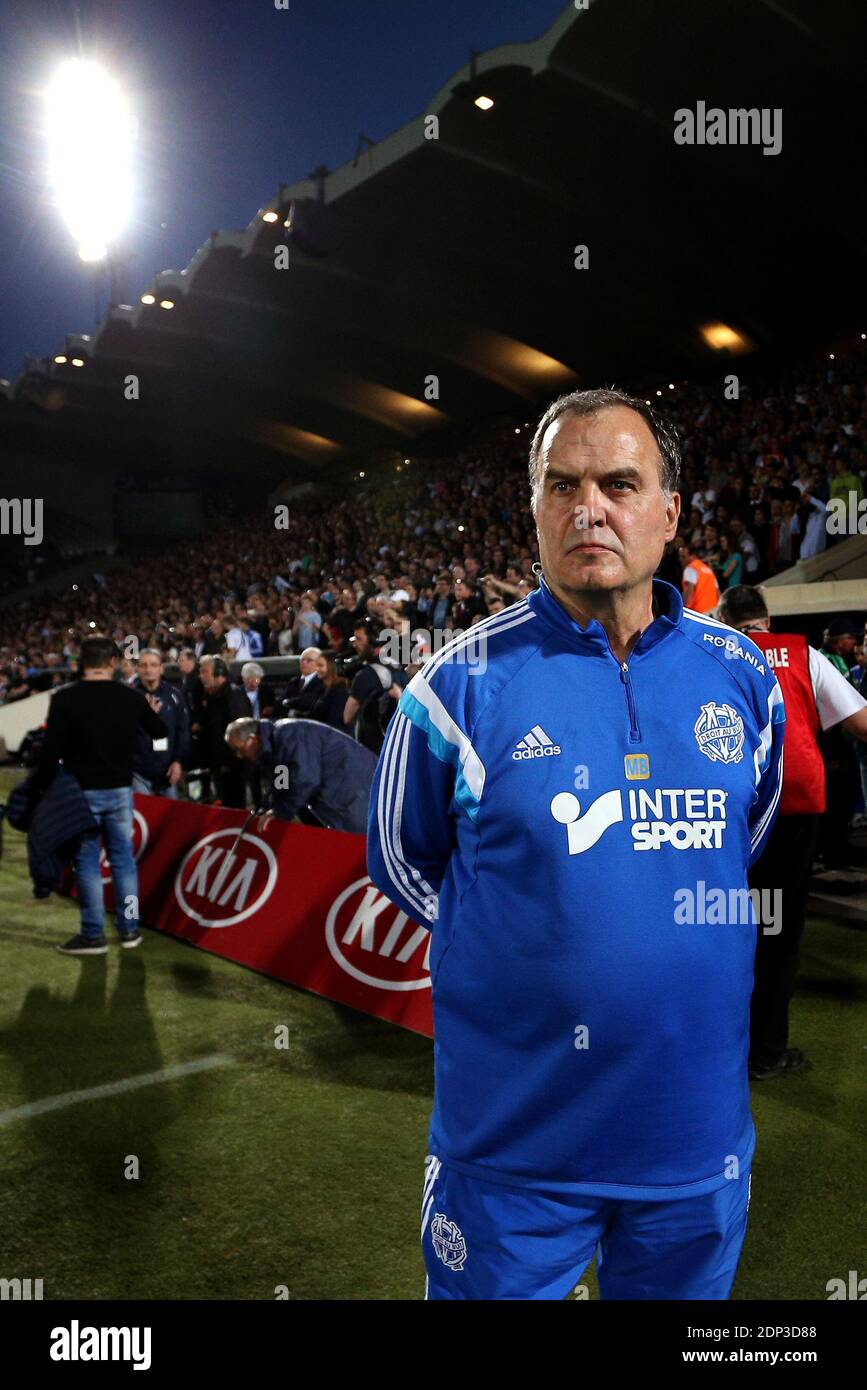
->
xmin=241 ymin=662 xmax=265 ymax=679
xmin=528 ymin=387 xmax=681 ymax=514
xmin=224 ymin=717 xmax=261 ymax=747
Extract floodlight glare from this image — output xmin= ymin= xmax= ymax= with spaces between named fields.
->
xmin=45 ymin=58 xmax=134 ymax=263
xmin=474 ymin=95 xmax=494 ymax=111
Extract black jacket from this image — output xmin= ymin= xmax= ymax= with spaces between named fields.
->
xmin=282 ymin=673 xmax=325 ymax=714
xmin=131 ymin=677 xmax=191 ymax=784
xmin=36 ymin=679 xmax=168 ymax=790
xmin=202 ymin=681 xmax=250 ymax=769
xmin=7 ymin=769 xmax=98 ymax=898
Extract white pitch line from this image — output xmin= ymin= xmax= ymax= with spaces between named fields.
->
xmin=0 ymin=1054 xmax=234 ymax=1129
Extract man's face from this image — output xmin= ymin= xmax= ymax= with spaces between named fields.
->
xmin=232 ymin=734 xmax=261 ymax=763
xmin=138 ymin=652 xmax=162 ymax=687
xmin=179 ymin=653 xmax=195 ymax=673
xmin=533 ymin=407 xmax=679 ymax=598
xmin=299 ymin=651 xmax=319 ymax=674
xmin=243 ymin=674 xmax=261 ymax=691
xmin=353 ymin=628 xmax=370 ymax=657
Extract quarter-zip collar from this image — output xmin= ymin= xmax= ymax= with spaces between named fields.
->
xmin=527 ymin=571 xmax=684 ymax=659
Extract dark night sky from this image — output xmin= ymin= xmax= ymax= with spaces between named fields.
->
xmin=0 ymin=0 xmax=567 ymax=380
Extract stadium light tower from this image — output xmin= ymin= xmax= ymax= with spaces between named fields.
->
xmin=45 ymin=58 xmax=134 ymax=302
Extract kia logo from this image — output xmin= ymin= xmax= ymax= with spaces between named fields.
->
xmin=325 ymin=877 xmax=431 ymax=992
xmin=100 ymin=809 xmax=149 ymax=881
xmin=174 ymin=829 xmax=278 ymax=928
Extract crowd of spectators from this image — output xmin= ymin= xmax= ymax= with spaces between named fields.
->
xmin=1 ymin=349 xmax=867 ymax=708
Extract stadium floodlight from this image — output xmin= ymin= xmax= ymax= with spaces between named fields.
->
xmin=262 ymin=210 xmax=279 ymax=223
xmin=700 ymin=321 xmax=751 ymax=354
xmin=159 ymin=299 xmax=174 ymax=309
xmin=54 ymin=354 xmax=67 ymax=364
xmin=474 ymin=95 xmax=494 ymax=111
xmin=45 ymin=58 xmax=134 ymax=263
xmin=140 ymin=293 xmax=155 ymax=305
xmin=71 ymin=357 xmax=85 ymax=366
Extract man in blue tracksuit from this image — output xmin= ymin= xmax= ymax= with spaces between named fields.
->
xmin=367 ymin=389 xmax=785 ymax=1300
xmin=131 ymin=649 xmax=191 ymax=797
xmin=226 ymin=716 xmax=376 ymax=833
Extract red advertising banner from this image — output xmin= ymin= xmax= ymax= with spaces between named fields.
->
xmin=102 ymin=795 xmax=433 ymax=1038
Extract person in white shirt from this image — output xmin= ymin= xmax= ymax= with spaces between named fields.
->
xmin=225 ymin=616 xmax=254 ymax=663
xmin=690 ymin=484 xmax=717 ymax=523
xmin=798 ymin=492 xmax=829 ymax=560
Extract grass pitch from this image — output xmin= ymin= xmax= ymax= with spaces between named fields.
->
xmin=0 ymin=767 xmax=863 ymax=1299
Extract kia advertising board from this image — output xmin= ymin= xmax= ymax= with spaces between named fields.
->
xmin=100 ymin=796 xmax=434 ymax=1037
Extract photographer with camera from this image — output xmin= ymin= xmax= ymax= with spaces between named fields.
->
xmin=340 ymin=618 xmax=408 ymax=754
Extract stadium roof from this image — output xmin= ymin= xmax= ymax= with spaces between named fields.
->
xmin=2 ymin=0 xmax=866 ymax=481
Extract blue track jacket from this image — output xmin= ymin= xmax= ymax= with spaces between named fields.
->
xmin=366 ymin=576 xmax=785 ymax=1198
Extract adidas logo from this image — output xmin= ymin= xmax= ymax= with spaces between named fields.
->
xmin=512 ymin=725 xmax=562 ymax=761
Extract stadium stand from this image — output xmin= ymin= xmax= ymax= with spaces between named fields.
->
xmin=2 ymin=346 xmax=867 ymax=688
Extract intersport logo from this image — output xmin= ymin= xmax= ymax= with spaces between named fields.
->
xmin=174 ymin=829 xmax=278 ymax=927
xmin=100 ymin=809 xmax=149 ymax=881
xmin=325 ymin=877 xmax=432 ymax=992
xmin=551 ymin=786 xmax=728 ymax=853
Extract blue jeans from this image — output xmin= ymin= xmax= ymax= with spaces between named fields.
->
xmin=74 ymin=787 xmax=139 ymax=939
